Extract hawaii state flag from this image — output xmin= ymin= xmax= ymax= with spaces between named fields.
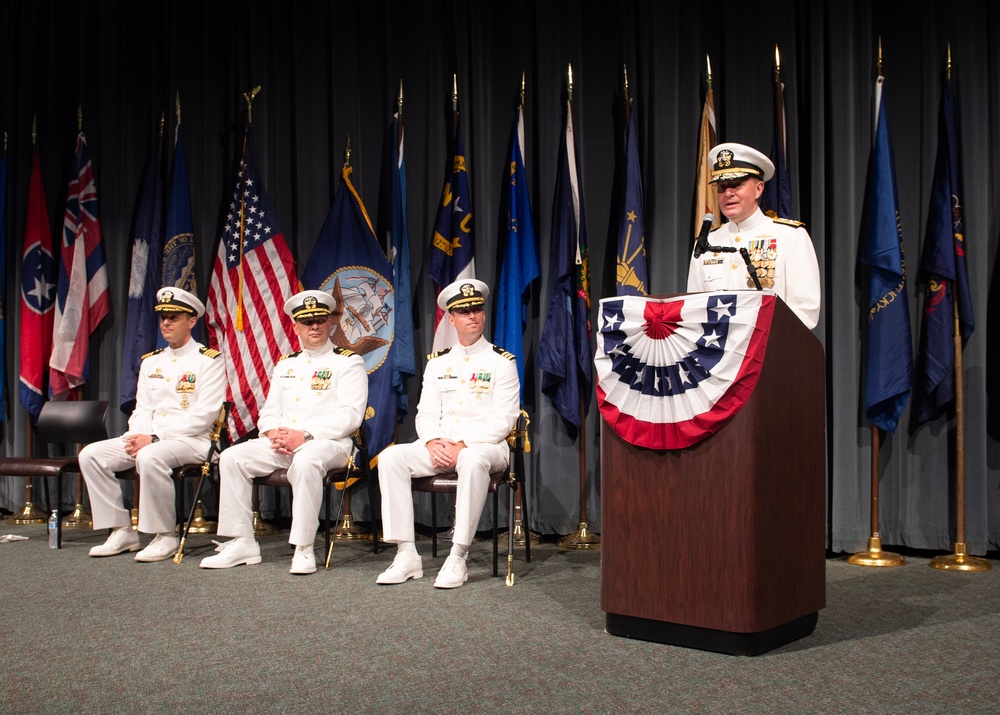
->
xmin=206 ymin=127 xmax=298 ymax=438
xmin=50 ymin=132 xmax=111 ymax=398
xmin=428 ymin=116 xmax=475 ymax=352
xmin=19 ymin=148 xmax=56 ymax=419
xmin=595 ymin=292 xmax=776 ymax=450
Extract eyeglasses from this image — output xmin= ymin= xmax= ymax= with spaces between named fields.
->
xmin=297 ymin=317 xmax=328 ymax=327
xmin=451 ymin=305 xmax=484 ymax=315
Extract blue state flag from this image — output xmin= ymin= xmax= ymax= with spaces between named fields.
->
xmin=494 ymin=105 xmax=540 ymax=395
xmin=428 ymin=118 xmax=476 ymax=352
xmin=161 ymin=125 xmax=198 ymax=347
xmin=388 ymin=112 xmax=415 ymax=419
xmin=761 ymin=76 xmax=792 ymax=219
xmin=860 ymin=78 xmax=912 ymax=433
xmin=615 ymin=101 xmax=648 ymax=296
xmin=913 ymin=75 xmax=974 ymax=426
xmin=302 ymin=164 xmax=395 ymax=461
xmin=119 ymin=133 xmax=164 ymax=413
xmin=537 ymin=101 xmax=593 ymax=429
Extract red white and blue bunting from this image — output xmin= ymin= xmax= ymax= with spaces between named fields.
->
xmin=595 ymin=292 xmax=776 ymax=450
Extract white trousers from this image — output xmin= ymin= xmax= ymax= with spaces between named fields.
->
xmin=79 ymin=436 xmax=209 ymax=534
xmin=216 ymin=438 xmax=349 ymax=546
xmin=378 ymin=441 xmax=509 ymax=547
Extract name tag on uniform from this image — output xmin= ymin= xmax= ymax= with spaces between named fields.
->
xmin=702 ymin=257 xmax=724 ymax=266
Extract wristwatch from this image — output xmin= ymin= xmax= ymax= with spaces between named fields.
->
xmin=302 ymin=432 xmax=314 ymax=442
xmin=150 ymin=435 xmax=160 ymax=443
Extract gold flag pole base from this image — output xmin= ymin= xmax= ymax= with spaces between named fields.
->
xmin=334 ymin=512 xmax=371 ymax=541
xmin=130 ymin=507 xmax=139 ymax=528
xmin=61 ymin=503 xmax=92 ymax=529
xmin=511 ymin=518 xmax=542 ymax=546
xmin=184 ymin=501 xmax=216 ymax=535
xmin=930 ymin=542 xmax=992 ymax=572
xmin=252 ymin=510 xmax=277 ymax=535
xmin=6 ymin=501 xmax=48 ymax=525
xmin=557 ymin=521 xmax=600 ymax=550
xmin=846 ymin=536 xmax=904 ymax=567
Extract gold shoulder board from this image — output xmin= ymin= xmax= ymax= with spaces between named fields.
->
xmin=427 ymin=347 xmax=453 ymax=361
xmin=199 ymin=347 xmax=222 ymax=359
xmin=333 ymin=346 xmax=356 ymax=357
xmin=772 ymin=217 xmax=806 ymax=228
xmin=278 ymin=351 xmax=302 ymax=361
xmin=141 ymin=348 xmax=164 ymax=360
xmin=492 ymin=346 xmax=516 ymax=361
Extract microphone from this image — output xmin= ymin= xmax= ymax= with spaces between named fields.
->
xmin=692 ymin=213 xmax=715 ymax=259
xmin=739 ymin=247 xmax=763 ymax=291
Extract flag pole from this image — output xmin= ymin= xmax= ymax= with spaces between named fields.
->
xmin=333 ymin=134 xmax=372 ymax=543
xmin=930 ymin=45 xmax=989 ymax=572
xmin=510 ymin=71 xmax=540 ymax=549
xmin=558 ymin=62 xmax=599 ymax=551
xmin=237 ymin=85 xmax=276 ymax=537
xmin=848 ymin=43 xmax=902 ymax=567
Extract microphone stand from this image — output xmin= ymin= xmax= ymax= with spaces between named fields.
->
xmin=697 ymin=241 xmax=764 ymax=291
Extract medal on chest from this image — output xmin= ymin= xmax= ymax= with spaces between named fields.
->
xmin=175 ymin=372 xmax=196 ymax=410
xmin=747 ymin=238 xmax=777 ymax=289
xmin=468 ymin=370 xmax=493 ymax=398
xmin=311 ymin=368 xmax=332 ymax=392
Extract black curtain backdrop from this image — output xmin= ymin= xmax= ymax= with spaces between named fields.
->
xmin=1 ymin=0 xmax=997 ymax=553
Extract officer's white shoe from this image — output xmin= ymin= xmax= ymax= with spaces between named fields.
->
xmin=134 ymin=533 xmax=179 ymax=562
xmin=433 ymin=554 xmax=469 ymax=589
xmin=376 ymin=552 xmax=423 ymax=585
xmin=199 ymin=538 xmax=262 ymax=569
xmin=290 ymin=545 xmax=316 ymax=575
xmin=89 ymin=527 xmax=141 ymax=557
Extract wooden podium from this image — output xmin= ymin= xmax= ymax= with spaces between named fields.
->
xmin=601 ymin=296 xmax=826 ymax=655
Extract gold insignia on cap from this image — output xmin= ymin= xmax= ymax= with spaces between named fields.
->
xmin=159 ymin=290 xmax=174 ymax=304
xmin=304 ymin=296 xmax=317 ymax=310
xmin=460 ymin=283 xmax=476 ymax=297
xmin=716 ymin=149 xmax=733 ymax=168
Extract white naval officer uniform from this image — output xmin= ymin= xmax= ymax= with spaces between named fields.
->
xmin=378 ymin=335 xmax=520 ymax=547
xmin=215 ymin=341 xmax=367 ymax=546
xmin=79 ymin=340 xmax=227 ymax=534
xmin=687 ymin=206 xmax=821 ymax=329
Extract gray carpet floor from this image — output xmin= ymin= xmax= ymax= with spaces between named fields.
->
xmin=1 ymin=521 xmax=998 ymax=715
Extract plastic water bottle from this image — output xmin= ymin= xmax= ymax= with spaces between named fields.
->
xmin=48 ymin=511 xmax=58 ymax=549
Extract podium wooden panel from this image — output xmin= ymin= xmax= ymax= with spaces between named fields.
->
xmin=601 ymin=295 xmax=825 ymax=655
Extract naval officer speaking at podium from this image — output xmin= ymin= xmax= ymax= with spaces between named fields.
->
xmin=687 ymin=142 xmax=821 ymax=329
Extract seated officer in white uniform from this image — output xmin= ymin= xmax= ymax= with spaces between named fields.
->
xmin=376 ymin=279 xmax=520 ymax=589
xmin=686 ymin=142 xmax=821 ymax=329
xmin=81 ymin=287 xmax=226 ymax=561
xmin=200 ymin=290 xmax=367 ymax=575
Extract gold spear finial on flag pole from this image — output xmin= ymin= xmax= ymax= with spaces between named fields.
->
xmin=397 ymin=79 xmax=403 ymax=116
xmin=567 ymin=62 xmax=574 ymax=102
xmin=947 ymin=42 xmax=952 ymax=80
xmin=243 ymin=85 xmax=261 ymax=125
xmin=77 ymin=102 xmax=83 ymax=133
xmin=520 ymin=70 xmax=526 ymax=106
xmin=706 ymin=54 xmax=713 ymax=91
xmin=344 ymin=133 xmax=352 ymax=168
xmin=775 ymin=43 xmax=781 ymax=82
xmin=623 ymin=63 xmax=629 ymax=104
xmin=877 ymin=37 xmax=883 ymax=76
xmin=451 ymin=73 xmax=459 ymax=113
xmin=32 ymin=113 xmax=37 ymax=146
xmin=159 ymin=111 xmax=165 ymax=139
xmin=175 ymin=91 xmax=182 ymax=127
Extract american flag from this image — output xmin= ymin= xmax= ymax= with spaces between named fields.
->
xmin=50 ymin=132 xmax=110 ymax=398
xmin=206 ymin=127 xmax=298 ymax=439
xmin=20 ymin=148 xmax=57 ymax=418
